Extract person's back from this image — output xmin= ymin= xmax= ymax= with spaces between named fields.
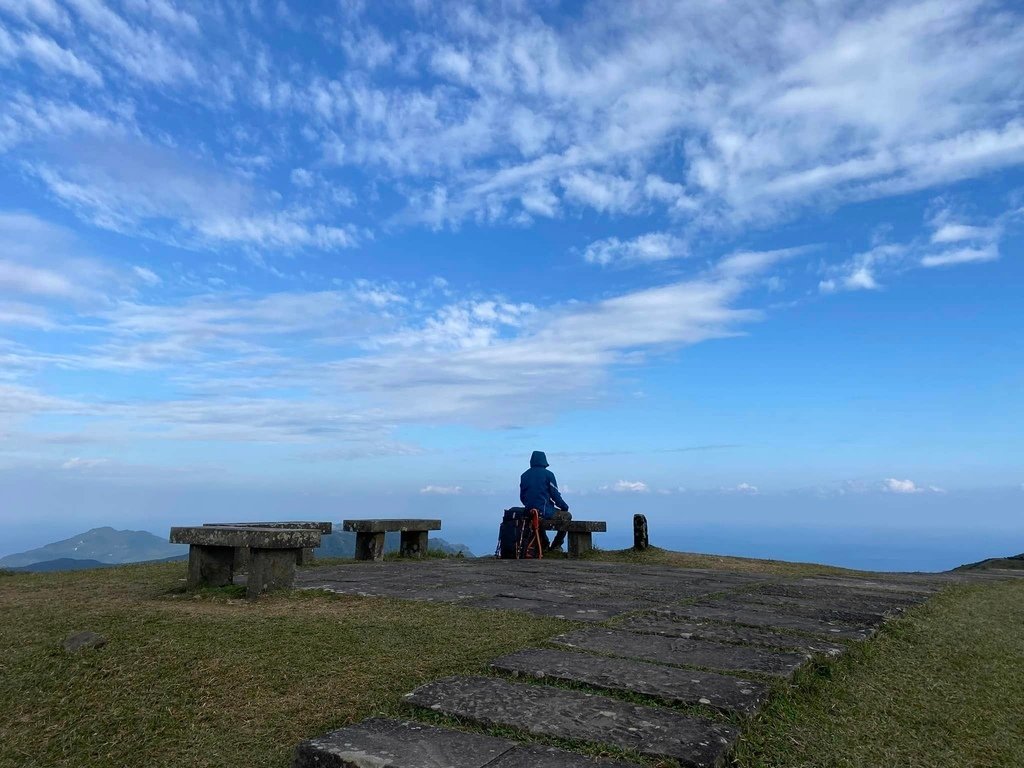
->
xmin=519 ymin=450 xmax=571 ymax=552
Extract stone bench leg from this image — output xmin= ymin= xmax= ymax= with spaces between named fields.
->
xmin=567 ymin=531 xmax=593 ymax=558
xmin=296 ymin=547 xmax=315 ymax=566
xmin=355 ymin=531 xmax=386 ymax=561
xmin=400 ymin=530 xmax=429 ymax=558
xmin=247 ymin=547 xmax=297 ymax=599
xmin=187 ymin=545 xmax=235 ymax=589
xmin=233 ymin=546 xmax=250 ymax=572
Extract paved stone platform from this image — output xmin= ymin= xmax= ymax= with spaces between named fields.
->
xmin=297 ymin=558 xmax=776 ymax=622
xmin=405 ymin=675 xmax=739 ymax=767
xmin=617 ymin=615 xmax=847 ymax=656
xmin=294 ymin=559 xmax=1007 ymax=766
xmin=492 ymin=647 xmax=770 ymax=715
xmin=294 ymin=717 xmax=635 ymax=767
xmin=554 ymin=627 xmax=808 ymax=677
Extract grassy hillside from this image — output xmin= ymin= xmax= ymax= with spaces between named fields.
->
xmin=2 ymin=554 xmax=1022 ymax=768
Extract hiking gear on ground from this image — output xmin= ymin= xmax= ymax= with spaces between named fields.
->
xmin=496 ymin=507 xmax=544 ymax=559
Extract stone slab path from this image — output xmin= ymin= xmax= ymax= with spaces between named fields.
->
xmin=491 ymin=647 xmax=770 ymax=715
xmin=406 ymin=676 xmax=739 ymax=767
xmin=294 ymin=559 xmax=1013 ymax=767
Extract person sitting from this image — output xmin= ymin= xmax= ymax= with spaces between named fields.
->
xmin=519 ymin=450 xmax=571 ymax=552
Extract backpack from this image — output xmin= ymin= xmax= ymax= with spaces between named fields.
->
xmin=496 ymin=507 xmax=544 ymax=559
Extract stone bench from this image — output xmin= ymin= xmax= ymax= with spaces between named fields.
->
xmin=203 ymin=521 xmax=332 ymax=566
xmin=342 ymin=519 xmax=441 ymax=561
xmin=169 ymin=525 xmax=322 ymax=599
xmin=539 ymin=520 xmax=607 ymax=557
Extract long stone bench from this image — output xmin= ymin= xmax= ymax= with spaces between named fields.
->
xmin=341 ymin=519 xmax=441 ymax=561
xmin=169 ymin=525 xmax=322 ymax=599
xmin=539 ymin=519 xmax=606 ymax=557
xmin=203 ymin=521 xmax=332 ymax=566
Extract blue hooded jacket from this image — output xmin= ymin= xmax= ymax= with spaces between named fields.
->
xmin=520 ymin=451 xmax=568 ymax=519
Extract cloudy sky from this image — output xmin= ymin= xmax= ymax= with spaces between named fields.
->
xmin=1 ymin=0 xmax=1022 ymax=562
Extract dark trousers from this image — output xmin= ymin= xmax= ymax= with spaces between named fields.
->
xmin=545 ymin=509 xmax=572 ymax=550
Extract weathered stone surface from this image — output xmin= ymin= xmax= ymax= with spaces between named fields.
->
xmin=491 ymin=647 xmax=770 ymax=715
xmin=293 ymin=717 xmax=512 ymax=767
xmin=405 ymin=676 xmax=738 ymax=768
xmin=716 ymin=594 xmax=888 ymax=626
xmin=464 ymin=596 xmax=625 ymax=621
xmin=553 ymin=628 xmax=808 ymax=677
xmin=619 ymin=616 xmax=846 ymax=656
xmin=539 ymin=520 xmax=608 ymax=533
xmin=342 ymin=519 xmax=441 ymax=533
xmin=400 ymin=529 xmax=429 ymax=558
xmin=247 ymin=547 xmax=296 ymax=599
xmin=568 ymin=531 xmax=594 ymax=557
xmin=491 ymin=745 xmax=640 ymax=766
xmin=659 ymin=603 xmax=874 ymax=641
xmin=757 ymin=583 xmax=923 ymax=609
xmin=354 ymin=531 xmax=386 ymax=561
xmin=187 ymin=544 xmax=234 ymax=589
xmin=63 ymin=630 xmax=107 ymax=652
xmin=205 ymin=521 xmax=333 ymax=533
xmin=171 ymin=526 xmax=321 ymax=549
xmin=633 ymin=514 xmax=649 ymax=551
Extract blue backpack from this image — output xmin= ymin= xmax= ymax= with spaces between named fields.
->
xmin=496 ymin=507 xmax=543 ymax=559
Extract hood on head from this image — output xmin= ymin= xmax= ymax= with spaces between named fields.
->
xmin=530 ymin=450 xmax=549 ymax=468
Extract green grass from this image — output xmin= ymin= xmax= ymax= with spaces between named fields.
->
xmin=0 ymin=562 xmax=568 ymax=768
xmin=734 ymin=578 xmax=1024 ymax=768
xmin=3 ymin=556 xmax=1023 ymax=768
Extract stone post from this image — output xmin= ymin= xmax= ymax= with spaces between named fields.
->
xmin=400 ymin=530 xmax=429 ymax=558
xmin=633 ymin=514 xmax=649 ymax=551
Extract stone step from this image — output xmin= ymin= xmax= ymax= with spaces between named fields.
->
xmin=293 ymin=717 xmax=637 ymax=767
xmin=714 ymin=594 xmax=889 ymax=626
xmin=619 ymin=615 xmax=846 ymax=656
xmin=758 ymin=582 xmax=926 ymax=608
xmin=554 ymin=628 xmax=808 ymax=678
xmin=405 ymin=676 xmax=738 ymax=768
xmin=491 ymin=647 xmax=770 ymax=716
xmin=657 ymin=603 xmax=874 ymax=641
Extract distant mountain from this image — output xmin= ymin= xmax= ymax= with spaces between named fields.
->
xmin=0 ymin=527 xmax=186 ymax=569
xmin=315 ymin=531 xmax=474 ymax=559
xmin=955 ymin=553 xmax=1024 ymax=572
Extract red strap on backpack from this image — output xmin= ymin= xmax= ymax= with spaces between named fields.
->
xmin=529 ymin=508 xmax=543 ymax=559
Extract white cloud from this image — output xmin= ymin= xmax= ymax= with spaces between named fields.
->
xmin=602 ymin=480 xmax=649 ymax=493
xmin=583 ymin=232 xmax=687 ymax=266
xmin=724 ymin=482 xmax=758 ymax=494
xmin=921 ymin=245 xmax=999 ymax=268
xmin=883 ymin=478 xmax=923 ymax=494
xmin=420 ymin=485 xmax=462 ymax=495
xmin=132 ymin=266 xmax=161 ymax=286
xmin=931 ymin=223 xmax=996 ymax=244
xmin=61 ymin=457 xmax=109 ymax=470
xmin=28 ymin=139 xmax=359 ymax=251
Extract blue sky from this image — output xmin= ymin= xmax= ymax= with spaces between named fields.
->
xmin=1 ymin=0 xmax=1022 ymax=564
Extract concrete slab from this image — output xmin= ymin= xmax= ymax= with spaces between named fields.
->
xmin=405 ymin=676 xmax=738 ymax=768
xmin=619 ymin=615 xmax=847 ymax=656
xmin=757 ymin=583 xmax=924 ymax=609
xmin=715 ymin=594 xmax=889 ymax=626
xmin=491 ymin=745 xmax=640 ymax=766
xmin=491 ymin=647 xmax=770 ymax=715
xmin=294 ymin=717 xmax=512 ymax=767
xmin=553 ymin=628 xmax=808 ymax=677
xmin=342 ymin=519 xmax=442 ymax=533
xmin=658 ymin=603 xmax=874 ymax=641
